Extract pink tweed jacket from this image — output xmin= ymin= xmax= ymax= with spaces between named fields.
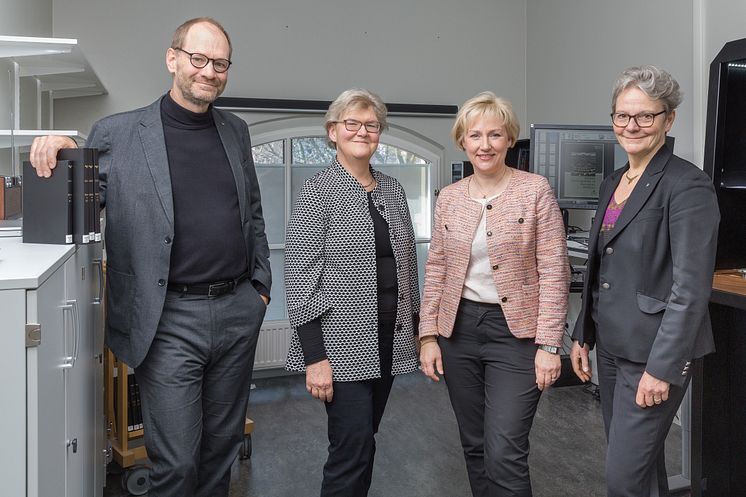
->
xmin=419 ymin=169 xmax=569 ymax=347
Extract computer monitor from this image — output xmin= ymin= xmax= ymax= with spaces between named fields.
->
xmin=506 ymin=139 xmax=530 ymax=171
xmin=529 ymin=124 xmax=629 ymax=210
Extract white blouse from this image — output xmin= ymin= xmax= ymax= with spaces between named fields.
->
xmin=462 ymin=195 xmax=502 ymax=303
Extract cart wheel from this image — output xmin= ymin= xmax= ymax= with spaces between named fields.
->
xmin=122 ymin=465 xmax=150 ymax=496
xmin=240 ymin=433 xmax=252 ymax=460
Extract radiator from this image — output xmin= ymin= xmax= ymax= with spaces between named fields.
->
xmin=254 ymin=322 xmax=293 ymax=370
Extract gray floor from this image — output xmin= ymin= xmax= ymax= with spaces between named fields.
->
xmin=106 ymin=372 xmax=689 ymax=497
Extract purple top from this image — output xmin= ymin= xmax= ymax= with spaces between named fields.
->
xmin=601 ymin=196 xmax=626 ymax=232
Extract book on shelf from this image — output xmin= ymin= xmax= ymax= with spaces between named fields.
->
xmin=22 ymin=161 xmax=73 ymax=244
xmin=0 ymin=176 xmax=22 ymax=221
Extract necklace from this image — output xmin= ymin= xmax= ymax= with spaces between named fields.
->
xmin=470 ymin=167 xmax=508 ymax=199
xmin=624 ymin=171 xmax=640 ymax=185
xmin=360 ymin=176 xmax=376 ymax=190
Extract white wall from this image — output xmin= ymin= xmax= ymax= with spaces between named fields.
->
xmin=51 ymin=0 xmax=527 ymax=174
xmin=0 ymin=0 xmax=52 ymax=37
xmin=526 ymin=0 xmax=695 ymax=162
xmin=691 ymin=0 xmax=746 ymax=165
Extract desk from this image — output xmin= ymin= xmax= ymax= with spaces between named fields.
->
xmin=691 ymin=272 xmax=746 ymax=496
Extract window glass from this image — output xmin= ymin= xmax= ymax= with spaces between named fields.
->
xmin=253 ymin=140 xmax=285 ymax=244
xmin=291 ymin=136 xmax=334 ymax=165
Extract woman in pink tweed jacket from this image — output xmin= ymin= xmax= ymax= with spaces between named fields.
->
xmin=419 ymin=92 xmax=569 ymax=497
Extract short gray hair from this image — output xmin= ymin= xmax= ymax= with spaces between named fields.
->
xmin=324 ymin=88 xmax=388 ymax=148
xmin=611 ymin=65 xmax=683 ymax=113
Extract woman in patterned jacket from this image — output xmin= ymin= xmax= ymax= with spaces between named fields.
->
xmin=419 ymin=92 xmax=569 ymax=497
xmin=284 ymin=88 xmax=420 ymax=497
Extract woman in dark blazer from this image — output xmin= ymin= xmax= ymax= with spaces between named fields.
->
xmin=570 ymin=66 xmax=720 ymax=497
xmin=284 ymin=88 xmax=420 ymax=497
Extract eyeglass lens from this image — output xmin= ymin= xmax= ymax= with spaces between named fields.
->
xmin=344 ymin=120 xmax=381 ymax=133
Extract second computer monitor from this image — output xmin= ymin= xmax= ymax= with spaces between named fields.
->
xmin=529 ymin=124 xmax=627 ymax=210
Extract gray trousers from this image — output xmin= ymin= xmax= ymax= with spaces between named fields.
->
xmin=135 ymin=281 xmax=265 ymax=497
xmin=440 ymin=299 xmax=542 ymax=497
xmin=596 ymin=346 xmax=690 ymax=497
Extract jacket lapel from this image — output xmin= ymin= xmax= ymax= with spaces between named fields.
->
xmin=138 ymin=100 xmax=174 ymax=227
xmin=213 ymin=109 xmax=247 ymax=220
xmin=602 ymin=144 xmax=672 ymax=247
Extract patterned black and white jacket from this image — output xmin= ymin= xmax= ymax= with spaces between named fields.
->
xmin=284 ymin=159 xmax=420 ymax=382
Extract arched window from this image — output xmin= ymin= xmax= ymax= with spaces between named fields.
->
xmin=250 ymin=118 xmax=439 ymax=323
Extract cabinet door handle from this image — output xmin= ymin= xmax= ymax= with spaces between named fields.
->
xmin=92 ymin=258 xmax=104 ymax=304
xmin=61 ymin=300 xmax=80 ymax=368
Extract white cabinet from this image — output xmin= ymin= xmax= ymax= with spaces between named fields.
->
xmin=0 ymin=237 xmax=104 ymax=497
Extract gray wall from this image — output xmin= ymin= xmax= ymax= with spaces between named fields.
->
xmin=52 ymin=0 xmax=527 ymax=171
xmin=37 ymin=0 xmax=746 ymax=176
xmin=0 ymin=0 xmax=52 ymax=37
xmin=526 ymin=0 xmax=695 ymax=162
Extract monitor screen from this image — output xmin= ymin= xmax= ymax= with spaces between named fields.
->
xmin=529 ymin=124 xmax=628 ymax=210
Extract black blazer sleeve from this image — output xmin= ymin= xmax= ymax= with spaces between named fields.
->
xmin=645 ymin=168 xmax=719 ymax=385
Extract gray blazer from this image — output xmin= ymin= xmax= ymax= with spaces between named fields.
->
xmin=93 ymin=96 xmax=271 ymax=368
xmin=573 ymin=145 xmax=719 ymax=386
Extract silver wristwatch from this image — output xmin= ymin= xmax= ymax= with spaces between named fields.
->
xmin=538 ymin=344 xmax=560 ymax=355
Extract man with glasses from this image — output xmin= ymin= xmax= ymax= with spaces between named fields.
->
xmin=30 ymin=17 xmax=270 ymax=497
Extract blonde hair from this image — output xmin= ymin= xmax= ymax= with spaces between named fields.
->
xmin=452 ymin=91 xmax=519 ymax=150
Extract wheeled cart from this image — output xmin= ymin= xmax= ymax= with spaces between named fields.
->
xmin=104 ymin=347 xmax=254 ymax=495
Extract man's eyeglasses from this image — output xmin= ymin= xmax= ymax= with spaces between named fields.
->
xmin=173 ymin=47 xmax=232 ymax=73
xmin=334 ymin=119 xmax=382 ymax=134
xmin=611 ymin=110 xmax=666 ymax=128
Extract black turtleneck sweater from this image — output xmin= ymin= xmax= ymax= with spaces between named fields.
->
xmin=161 ymin=92 xmax=247 ymax=284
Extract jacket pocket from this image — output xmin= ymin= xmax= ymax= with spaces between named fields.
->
xmin=636 ymin=292 xmax=667 ymax=314
xmin=636 ymin=206 xmax=664 ymax=222
xmin=106 ymin=266 xmax=135 ymax=331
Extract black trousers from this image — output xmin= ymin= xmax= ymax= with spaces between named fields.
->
xmin=596 ymin=345 xmax=690 ymax=497
xmin=135 ymin=281 xmax=265 ymax=497
xmin=320 ymin=311 xmax=395 ymax=497
xmin=439 ymin=299 xmax=542 ymax=497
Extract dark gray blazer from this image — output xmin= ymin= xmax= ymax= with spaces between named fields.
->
xmin=573 ymin=145 xmax=719 ymax=386
xmin=93 ymin=96 xmax=271 ymax=368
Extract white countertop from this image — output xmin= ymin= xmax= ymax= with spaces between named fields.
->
xmin=0 ymin=237 xmax=76 ymax=290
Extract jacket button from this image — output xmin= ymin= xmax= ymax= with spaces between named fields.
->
xmin=606 ymin=247 xmax=613 ymax=254
xmin=501 ymin=296 xmax=508 ymax=303
xmin=492 ymin=264 xmax=499 ymax=270
xmin=486 ymin=204 xmax=493 ymax=210
xmin=518 ymin=217 xmax=524 ymax=223
xmin=158 ymin=279 xmax=166 ymax=287
xmin=602 ymin=282 xmax=610 ymax=289
xmin=487 ymin=231 xmax=493 ymax=237
xmin=164 ymin=236 xmax=172 ymax=244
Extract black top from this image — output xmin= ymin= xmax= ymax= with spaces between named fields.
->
xmin=296 ymin=191 xmax=399 ymax=365
xmin=161 ymin=92 xmax=247 ymax=284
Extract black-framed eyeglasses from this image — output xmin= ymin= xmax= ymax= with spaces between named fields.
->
xmin=611 ymin=110 xmax=666 ymax=128
xmin=173 ymin=47 xmax=232 ymax=73
xmin=334 ymin=119 xmax=382 ymax=133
